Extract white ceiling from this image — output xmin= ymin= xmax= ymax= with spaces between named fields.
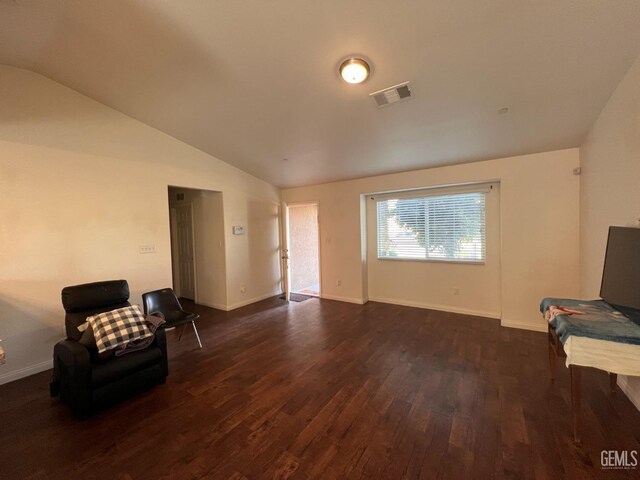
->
xmin=1 ymin=1 xmax=639 ymax=188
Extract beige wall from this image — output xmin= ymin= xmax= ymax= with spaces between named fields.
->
xmin=193 ymin=191 xmax=227 ymax=308
xmin=288 ymin=204 xmax=319 ymax=293
xmin=0 ymin=66 xmax=281 ymax=384
xmin=365 ymin=184 xmax=501 ymax=318
xmin=580 ymin=54 xmax=640 ymax=410
xmin=282 ymin=148 xmax=580 ymax=330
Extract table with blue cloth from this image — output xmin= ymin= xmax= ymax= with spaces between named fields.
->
xmin=540 ymin=297 xmax=640 ymax=443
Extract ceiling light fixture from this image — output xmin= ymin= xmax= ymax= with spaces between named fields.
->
xmin=339 ymin=58 xmax=370 ymax=84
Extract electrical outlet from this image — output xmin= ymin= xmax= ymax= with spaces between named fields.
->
xmin=453 ymin=287 xmax=460 ymax=295
xmin=139 ymin=244 xmax=156 ymax=254
xmin=337 ymin=280 xmax=342 ymax=287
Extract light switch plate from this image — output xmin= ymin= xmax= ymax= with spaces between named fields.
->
xmin=232 ymin=226 xmax=245 ymax=235
xmin=139 ymin=244 xmax=156 ymax=254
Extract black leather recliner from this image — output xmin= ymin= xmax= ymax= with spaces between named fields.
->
xmin=51 ymin=280 xmax=168 ymax=417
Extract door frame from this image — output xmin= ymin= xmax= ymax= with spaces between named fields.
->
xmin=282 ymin=201 xmax=322 ymax=299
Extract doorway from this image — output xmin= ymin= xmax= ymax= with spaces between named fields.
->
xmin=175 ymin=203 xmax=196 ymax=299
xmin=285 ymin=203 xmax=320 ymax=297
xmin=168 ymin=186 xmax=226 ymax=307
xmin=170 ymin=202 xmax=196 ymax=300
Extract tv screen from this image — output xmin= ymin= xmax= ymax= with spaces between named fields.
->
xmin=600 ymin=226 xmax=640 ymax=311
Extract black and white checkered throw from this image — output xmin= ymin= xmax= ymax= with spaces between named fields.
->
xmin=86 ymin=305 xmax=153 ymax=353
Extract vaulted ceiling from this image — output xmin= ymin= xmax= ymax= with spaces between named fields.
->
xmin=1 ymin=1 xmax=639 ymax=188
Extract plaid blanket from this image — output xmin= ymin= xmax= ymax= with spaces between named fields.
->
xmin=114 ymin=313 xmax=165 ymax=356
xmin=84 ymin=305 xmax=153 ymax=353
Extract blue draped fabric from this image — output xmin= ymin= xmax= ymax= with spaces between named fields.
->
xmin=540 ymin=298 xmax=640 ymax=345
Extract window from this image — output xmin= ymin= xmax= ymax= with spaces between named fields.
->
xmin=376 ymin=190 xmax=486 ymax=262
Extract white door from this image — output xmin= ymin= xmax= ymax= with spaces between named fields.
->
xmin=176 ymin=204 xmax=196 ymax=300
xmin=281 ymin=204 xmax=291 ymax=301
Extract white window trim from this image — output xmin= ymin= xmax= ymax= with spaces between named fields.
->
xmin=370 ymin=182 xmax=493 ymax=201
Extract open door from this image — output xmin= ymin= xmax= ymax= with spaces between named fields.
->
xmin=283 ymin=202 xmax=321 ymax=298
xmin=281 ymin=203 xmax=291 ymax=302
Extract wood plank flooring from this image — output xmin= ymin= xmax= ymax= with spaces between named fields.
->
xmin=1 ymin=297 xmax=639 ymax=479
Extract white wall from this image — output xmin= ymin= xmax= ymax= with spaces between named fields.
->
xmin=193 ymin=191 xmax=228 ymax=309
xmin=282 ymin=148 xmax=580 ymax=330
xmin=365 ymin=184 xmax=501 ymax=318
xmin=0 ymin=65 xmax=281 ymax=384
xmin=580 ymin=54 xmax=640 ymax=410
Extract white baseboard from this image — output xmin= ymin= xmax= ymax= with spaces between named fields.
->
xmin=320 ymin=293 xmax=367 ymax=305
xmin=0 ymin=360 xmax=52 ymax=386
xmin=500 ymin=319 xmax=548 ymax=332
xmin=195 ymin=300 xmax=228 ymax=311
xmin=618 ymin=375 xmax=640 ymax=412
xmin=368 ymin=296 xmax=500 ymax=319
xmin=225 ymin=291 xmax=283 ymax=311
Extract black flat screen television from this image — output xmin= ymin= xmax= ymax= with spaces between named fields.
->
xmin=600 ymin=226 xmax=640 ymax=315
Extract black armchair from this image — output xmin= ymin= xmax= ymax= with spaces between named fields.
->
xmin=51 ymin=280 xmax=168 ymax=417
xmin=142 ymin=288 xmax=203 ymax=348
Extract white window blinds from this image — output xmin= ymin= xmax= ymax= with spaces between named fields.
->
xmin=376 ymin=191 xmax=486 ymax=262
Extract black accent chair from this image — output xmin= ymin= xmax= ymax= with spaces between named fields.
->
xmin=142 ymin=288 xmax=202 ymax=348
xmin=51 ymin=280 xmax=168 ymax=417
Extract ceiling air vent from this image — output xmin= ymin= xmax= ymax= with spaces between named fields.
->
xmin=369 ymin=82 xmax=412 ymax=108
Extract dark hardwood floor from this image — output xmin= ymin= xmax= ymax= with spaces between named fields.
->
xmin=1 ymin=297 xmax=639 ymax=479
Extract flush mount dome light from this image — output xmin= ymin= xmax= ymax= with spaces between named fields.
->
xmin=339 ymin=58 xmax=370 ymax=84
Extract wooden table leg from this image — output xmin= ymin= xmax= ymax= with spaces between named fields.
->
xmin=570 ymin=365 xmax=582 ymax=443
xmin=548 ymin=336 xmax=557 ymax=382
xmin=610 ymin=373 xmax=618 ymax=394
